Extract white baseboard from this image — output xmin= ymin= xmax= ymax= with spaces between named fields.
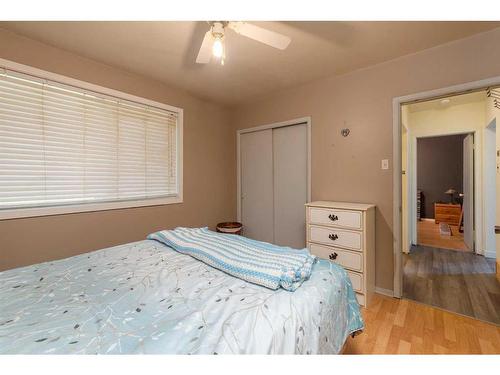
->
xmin=375 ymin=287 xmax=394 ymax=297
xmin=484 ymin=250 xmax=497 ymax=259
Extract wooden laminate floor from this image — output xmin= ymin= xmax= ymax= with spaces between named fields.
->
xmin=403 ymin=245 xmax=500 ymax=325
xmin=417 ymin=219 xmax=468 ymax=252
xmin=344 ymin=293 xmax=500 ymax=354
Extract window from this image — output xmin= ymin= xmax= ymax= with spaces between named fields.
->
xmin=0 ymin=64 xmax=183 ymax=219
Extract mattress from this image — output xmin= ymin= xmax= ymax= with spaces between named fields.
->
xmin=0 ymin=239 xmax=363 ymax=354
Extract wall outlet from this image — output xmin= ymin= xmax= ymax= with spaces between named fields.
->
xmin=381 ymin=159 xmax=389 ymax=170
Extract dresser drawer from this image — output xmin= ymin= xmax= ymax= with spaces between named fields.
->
xmin=435 ymin=214 xmax=460 ymax=225
xmin=347 ymin=271 xmax=363 ymax=293
xmin=436 ymin=207 xmax=460 ymax=215
xmin=309 ymin=243 xmax=363 ymax=272
xmin=309 ymin=225 xmax=362 ymax=251
xmin=308 ymin=207 xmax=362 ymax=230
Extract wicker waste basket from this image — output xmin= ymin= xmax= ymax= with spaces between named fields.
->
xmin=216 ymin=222 xmax=243 ymax=235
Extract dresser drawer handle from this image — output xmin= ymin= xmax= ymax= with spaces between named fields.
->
xmin=328 ymin=233 xmax=339 ymax=241
xmin=329 ymin=252 xmax=338 ymax=260
xmin=328 ymin=214 xmax=339 ymax=221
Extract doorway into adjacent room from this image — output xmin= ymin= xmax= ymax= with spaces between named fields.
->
xmin=399 ymin=90 xmax=499 ymax=325
xmin=415 ymin=133 xmax=472 ymax=253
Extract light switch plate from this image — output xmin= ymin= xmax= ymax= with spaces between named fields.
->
xmin=381 ymin=159 xmax=389 ymax=170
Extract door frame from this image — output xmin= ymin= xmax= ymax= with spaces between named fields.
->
xmin=236 ymin=116 xmax=312 ymax=222
xmin=483 ymin=121 xmax=497 ymax=259
xmin=393 ymin=76 xmax=500 ymax=298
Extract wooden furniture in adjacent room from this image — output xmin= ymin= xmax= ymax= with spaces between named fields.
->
xmin=416 ymin=190 xmax=422 ymax=220
xmin=305 ymin=201 xmax=375 ymax=307
xmin=434 ymin=203 xmax=461 ymax=226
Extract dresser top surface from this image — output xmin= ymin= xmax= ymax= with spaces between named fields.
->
xmin=434 ymin=203 xmax=461 ymax=207
xmin=305 ymin=201 xmax=375 ymax=211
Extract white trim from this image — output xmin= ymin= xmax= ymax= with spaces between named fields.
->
xmin=484 ymin=250 xmax=497 ymax=259
xmin=0 ymin=196 xmax=183 ymax=220
xmin=175 ymin=109 xmax=184 ymax=206
xmin=392 ymin=97 xmax=403 ymax=298
xmin=402 ymin=124 xmax=412 ymax=253
xmin=0 ymin=58 xmax=184 ymax=220
xmin=375 ymin=287 xmax=394 ymax=298
xmin=482 ymin=122 xmax=496 ymax=260
xmin=410 ymin=136 xmax=418 ymax=246
xmin=236 ymin=117 xmax=312 ymax=223
xmin=236 ymin=129 xmax=242 ymax=222
xmin=393 ymin=74 xmax=500 ymax=298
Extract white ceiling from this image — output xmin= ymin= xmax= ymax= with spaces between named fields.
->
xmin=1 ymin=21 xmax=499 ymax=107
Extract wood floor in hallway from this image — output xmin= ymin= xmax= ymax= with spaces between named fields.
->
xmin=417 ymin=219 xmax=468 ymax=252
xmin=344 ymin=294 xmax=500 ymax=354
xmin=403 ymin=245 xmax=499 ymax=325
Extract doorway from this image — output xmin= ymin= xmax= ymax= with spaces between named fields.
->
xmin=414 ymin=133 xmax=472 ymax=252
xmin=398 ymin=90 xmax=499 ymax=325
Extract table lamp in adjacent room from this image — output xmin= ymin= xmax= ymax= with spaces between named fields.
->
xmin=445 ymin=188 xmax=456 ymax=204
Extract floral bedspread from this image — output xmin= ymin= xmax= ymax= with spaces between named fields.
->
xmin=0 ymin=240 xmax=363 ymax=354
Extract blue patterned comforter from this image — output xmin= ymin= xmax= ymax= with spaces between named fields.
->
xmin=0 ymin=240 xmax=363 ymax=354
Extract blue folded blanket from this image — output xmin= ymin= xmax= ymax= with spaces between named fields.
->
xmin=147 ymin=227 xmax=316 ymax=291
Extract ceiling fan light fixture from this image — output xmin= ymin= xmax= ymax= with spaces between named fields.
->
xmin=210 ymin=22 xmax=226 ymax=65
xmin=212 ymin=37 xmax=224 ymax=58
xmin=196 ymin=21 xmax=290 ymax=65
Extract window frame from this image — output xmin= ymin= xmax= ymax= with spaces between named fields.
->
xmin=0 ymin=58 xmax=183 ymax=220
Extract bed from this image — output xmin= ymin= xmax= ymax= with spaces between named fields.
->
xmin=0 ymin=238 xmax=363 ymax=354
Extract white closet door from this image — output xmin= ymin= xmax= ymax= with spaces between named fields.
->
xmin=273 ymin=124 xmax=308 ymax=248
xmin=463 ymin=133 xmax=474 ymax=251
xmin=240 ymin=129 xmax=274 ymax=243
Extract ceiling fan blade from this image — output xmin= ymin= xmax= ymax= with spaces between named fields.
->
xmin=228 ymin=22 xmax=291 ymax=50
xmin=196 ymin=31 xmax=213 ymax=64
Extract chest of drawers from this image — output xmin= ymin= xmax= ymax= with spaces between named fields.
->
xmin=434 ymin=203 xmax=461 ymax=226
xmin=306 ymin=201 xmax=375 ymax=307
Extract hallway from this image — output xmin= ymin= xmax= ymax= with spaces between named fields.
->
xmin=403 ymin=245 xmax=500 ymax=325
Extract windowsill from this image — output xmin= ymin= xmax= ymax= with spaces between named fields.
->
xmin=0 ymin=195 xmax=183 ymax=220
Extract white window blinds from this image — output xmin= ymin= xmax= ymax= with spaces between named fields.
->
xmin=0 ymin=69 xmax=179 ymax=211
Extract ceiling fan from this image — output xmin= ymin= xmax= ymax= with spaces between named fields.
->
xmin=196 ymin=21 xmax=291 ymax=65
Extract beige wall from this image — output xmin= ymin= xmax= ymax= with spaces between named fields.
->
xmin=231 ymin=28 xmax=500 ymax=291
xmin=0 ymin=28 xmax=236 ymax=271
